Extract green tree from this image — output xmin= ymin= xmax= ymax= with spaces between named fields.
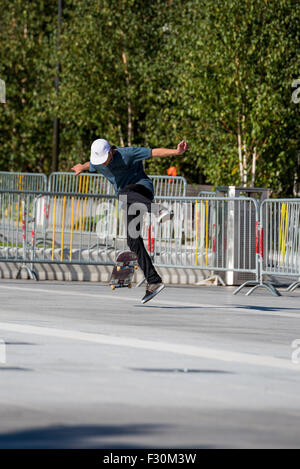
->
xmin=57 ymin=0 xmax=173 ymax=169
xmin=0 ymin=0 xmax=299 ymax=196
xmin=0 ymin=0 xmax=57 ymax=172
xmin=146 ymin=0 xmax=300 ymax=195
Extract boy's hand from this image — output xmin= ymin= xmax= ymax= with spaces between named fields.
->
xmin=176 ymin=140 xmax=189 ymax=155
xmin=71 ymin=163 xmax=84 ymax=176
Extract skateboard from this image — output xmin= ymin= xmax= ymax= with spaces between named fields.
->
xmin=109 ymin=250 xmax=138 ymax=290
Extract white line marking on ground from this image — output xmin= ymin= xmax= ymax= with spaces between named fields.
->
xmin=0 ymin=284 xmax=299 ymax=319
xmin=0 ymin=321 xmax=297 ymax=371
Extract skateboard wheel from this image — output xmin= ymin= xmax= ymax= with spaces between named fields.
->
xmin=111 ymin=285 xmax=116 ymax=290
xmin=128 ymin=284 xmax=132 ymax=289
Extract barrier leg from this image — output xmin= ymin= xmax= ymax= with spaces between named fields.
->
xmin=16 ymin=198 xmax=38 ymax=281
xmin=287 ymin=279 xmax=300 ymax=292
xmin=246 ymin=282 xmax=281 ymax=297
xmin=16 ymin=263 xmax=38 ymax=281
xmin=233 ymin=280 xmax=260 ymax=295
xmin=233 ymin=280 xmax=281 ymax=297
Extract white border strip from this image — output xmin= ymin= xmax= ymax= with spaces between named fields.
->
xmin=0 ymin=321 xmax=297 ymax=371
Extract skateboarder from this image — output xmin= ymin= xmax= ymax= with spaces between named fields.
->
xmin=72 ymin=138 xmax=189 ymax=303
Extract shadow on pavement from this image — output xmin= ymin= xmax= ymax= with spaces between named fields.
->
xmin=0 ymin=367 xmax=33 ymax=372
xmin=5 ymin=342 xmax=38 ymax=346
xmin=136 ymin=304 xmax=300 ymax=311
xmin=0 ymin=423 xmax=167 ymax=449
xmin=135 ymin=305 xmax=201 ymax=309
xmin=130 ymin=368 xmax=233 ymax=374
xmin=235 ymin=305 xmax=300 ymax=312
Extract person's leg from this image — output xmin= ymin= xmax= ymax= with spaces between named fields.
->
xmin=126 ymin=211 xmax=162 ymax=284
xmin=119 ymin=185 xmax=162 ymax=284
xmin=119 ymin=184 xmax=156 ymax=214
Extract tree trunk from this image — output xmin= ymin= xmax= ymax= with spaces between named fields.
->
xmin=118 ymin=124 xmax=124 ymax=147
xmin=235 ymin=57 xmax=247 ymax=187
xmin=251 ymin=147 xmax=257 ymax=187
xmin=293 ymin=151 xmax=300 ymax=196
xmin=237 ymin=113 xmax=244 ymax=185
xmin=121 ymin=51 xmax=133 ymax=146
xmin=242 ymin=111 xmax=247 ymax=186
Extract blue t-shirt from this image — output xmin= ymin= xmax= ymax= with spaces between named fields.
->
xmin=89 ymin=146 xmax=154 ymax=197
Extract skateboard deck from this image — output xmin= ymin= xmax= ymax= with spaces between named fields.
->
xmin=109 ymin=250 xmax=138 ymax=290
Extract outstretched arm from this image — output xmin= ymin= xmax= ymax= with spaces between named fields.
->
xmin=151 ymin=140 xmax=189 ymax=158
xmin=71 ymin=161 xmax=90 ymax=176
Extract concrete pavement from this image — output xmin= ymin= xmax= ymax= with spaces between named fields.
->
xmin=0 ymin=279 xmax=299 ymax=448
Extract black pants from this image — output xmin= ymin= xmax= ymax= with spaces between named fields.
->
xmin=119 ymin=184 xmax=162 ymax=284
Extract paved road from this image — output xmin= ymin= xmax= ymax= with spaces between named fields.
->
xmin=0 ymin=279 xmax=299 ymax=448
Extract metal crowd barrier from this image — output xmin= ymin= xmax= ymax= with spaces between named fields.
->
xmin=48 ymin=173 xmax=187 ymax=197
xmin=0 ymin=189 xmax=259 ymax=285
xmin=254 ymin=199 xmax=299 ymax=294
xmin=0 ymin=190 xmax=118 ymax=280
xmin=197 ymin=191 xmax=216 ymax=198
xmin=149 ymin=175 xmax=187 ymax=197
xmin=0 ymin=188 xmax=299 ymax=297
xmin=0 ymin=190 xmax=38 ymax=279
xmin=262 ymin=199 xmax=300 ymax=285
xmin=150 ymin=196 xmax=259 ymax=277
xmin=0 ymin=172 xmax=47 ymax=192
xmin=48 ymin=172 xmax=114 ymax=195
xmin=1 ymin=172 xmax=187 ymax=197
xmin=234 ymin=199 xmax=300 ymax=296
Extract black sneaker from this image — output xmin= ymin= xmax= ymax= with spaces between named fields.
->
xmin=141 ymin=283 xmax=165 ymax=304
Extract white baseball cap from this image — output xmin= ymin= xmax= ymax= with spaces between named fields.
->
xmin=90 ymin=139 xmax=111 ymax=165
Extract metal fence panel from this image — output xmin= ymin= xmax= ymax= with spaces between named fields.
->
xmin=0 ymin=191 xmax=258 ymax=274
xmin=234 ymin=198 xmax=300 ymax=296
xmin=48 ymin=172 xmax=114 ymax=195
xmin=2 ymin=189 xmax=299 ymax=296
xmin=0 ymin=191 xmax=118 ymax=277
xmin=151 ymin=196 xmax=259 ymax=274
xmin=261 ymin=199 xmax=300 ymax=277
xmin=0 ymin=172 xmax=47 ymax=192
xmin=49 ymin=173 xmax=187 ymax=197
xmin=149 ymin=175 xmax=187 ymax=197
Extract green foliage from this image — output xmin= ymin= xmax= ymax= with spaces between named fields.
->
xmin=0 ymin=0 xmax=299 ymax=196
xmin=0 ymin=0 xmax=57 ymax=172
xmin=145 ymin=0 xmax=300 ymax=195
xmin=57 ymin=0 xmax=172 ymax=168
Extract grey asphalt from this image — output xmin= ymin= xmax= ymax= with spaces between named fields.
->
xmin=0 ymin=279 xmax=299 ymax=449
